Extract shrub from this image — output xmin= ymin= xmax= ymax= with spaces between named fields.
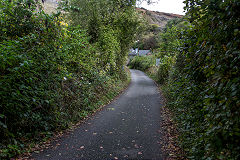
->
xmin=0 ymin=0 xmax=131 ymax=158
xmin=164 ymin=0 xmax=240 ymax=159
xmin=156 ymin=55 xmax=175 ymax=84
xmin=128 ymin=56 xmax=155 ymax=71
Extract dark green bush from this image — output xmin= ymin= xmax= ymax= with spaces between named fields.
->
xmin=142 ymin=1 xmax=240 ymax=159
xmin=0 ymin=0 xmax=131 ymax=158
xmin=163 ymin=0 xmax=240 ymax=159
xmin=154 ymin=18 xmax=187 ymax=84
xmin=156 ymin=56 xmax=175 ymax=84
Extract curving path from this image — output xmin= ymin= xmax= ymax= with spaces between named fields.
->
xmin=32 ymin=69 xmax=164 ymax=160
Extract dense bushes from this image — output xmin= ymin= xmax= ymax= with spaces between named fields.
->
xmin=128 ymin=55 xmax=155 ymax=71
xmin=135 ymin=0 xmax=239 ymax=159
xmin=64 ymin=0 xmax=142 ymax=71
xmin=0 ymin=0 xmax=137 ymax=158
xmin=156 ymin=1 xmax=240 ymax=159
xmin=154 ymin=18 xmax=187 ymax=84
xmin=170 ymin=1 xmax=240 ymax=159
xmin=156 ymin=55 xmax=175 ymax=84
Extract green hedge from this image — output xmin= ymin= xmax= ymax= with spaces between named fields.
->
xmin=0 ymin=0 xmax=130 ymax=158
xmin=140 ymin=1 xmax=240 ymax=159
xmin=161 ymin=0 xmax=240 ymax=159
xmin=128 ymin=55 xmax=155 ymax=71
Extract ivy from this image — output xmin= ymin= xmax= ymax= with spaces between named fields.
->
xmin=134 ymin=1 xmax=240 ymax=159
xmin=163 ymin=0 xmax=240 ymax=159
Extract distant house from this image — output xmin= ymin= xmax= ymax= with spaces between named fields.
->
xmin=138 ymin=50 xmax=151 ymax=56
xmin=129 ymin=48 xmax=138 ymax=59
xmin=129 ymin=48 xmax=152 ymax=57
xmin=129 ymin=48 xmax=138 ymax=56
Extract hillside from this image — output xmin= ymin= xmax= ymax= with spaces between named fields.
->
xmin=136 ymin=7 xmax=183 ymax=28
xmin=42 ymin=0 xmax=59 ymax=14
xmin=41 ymin=1 xmax=183 ymax=28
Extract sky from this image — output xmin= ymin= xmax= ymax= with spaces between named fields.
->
xmin=139 ymin=0 xmax=185 ymax=15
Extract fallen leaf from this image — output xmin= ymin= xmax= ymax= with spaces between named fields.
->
xmin=134 ymin=144 xmax=139 ymax=148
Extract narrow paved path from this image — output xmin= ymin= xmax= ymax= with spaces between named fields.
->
xmin=32 ymin=70 xmax=164 ymax=160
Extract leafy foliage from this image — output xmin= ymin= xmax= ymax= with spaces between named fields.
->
xmin=135 ymin=1 xmax=240 ymax=159
xmin=62 ymin=0 xmax=143 ymax=71
xmin=128 ymin=55 xmax=155 ymax=71
xmin=156 ymin=55 xmax=175 ymax=84
xmin=157 ymin=18 xmax=188 ymax=57
xmin=158 ymin=0 xmax=240 ymax=159
xmin=154 ymin=18 xmax=188 ymax=84
xmin=0 ymin=0 xmax=136 ymax=158
xmin=132 ymin=23 xmax=160 ymax=50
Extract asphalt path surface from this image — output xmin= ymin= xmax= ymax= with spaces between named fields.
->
xmin=32 ymin=69 xmax=164 ymax=160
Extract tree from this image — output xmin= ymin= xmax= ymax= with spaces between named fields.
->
xmin=63 ymin=0 xmax=143 ymax=72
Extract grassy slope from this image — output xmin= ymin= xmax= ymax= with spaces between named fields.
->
xmin=136 ymin=7 xmax=183 ymax=29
